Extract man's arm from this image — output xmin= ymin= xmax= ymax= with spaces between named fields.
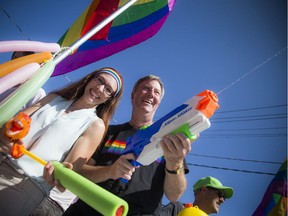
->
xmin=161 ymin=133 xmax=192 ymax=202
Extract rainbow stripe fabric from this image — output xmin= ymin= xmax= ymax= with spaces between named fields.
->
xmin=102 ymin=139 xmax=126 ymax=154
xmin=253 ymin=160 xmax=287 ymax=216
xmin=52 ymin=0 xmax=176 ymax=76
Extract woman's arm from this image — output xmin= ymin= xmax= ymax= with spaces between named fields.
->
xmin=23 ymin=93 xmax=57 ymax=116
xmin=64 ymin=118 xmax=106 ymax=172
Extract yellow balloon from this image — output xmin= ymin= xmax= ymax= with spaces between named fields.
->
xmin=177 ymin=204 xmax=208 ymax=216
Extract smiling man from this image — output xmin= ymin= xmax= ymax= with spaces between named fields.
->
xmin=63 ymin=75 xmax=193 ymax=215
xmin=192 ymin=176 xmax=234 ymax=215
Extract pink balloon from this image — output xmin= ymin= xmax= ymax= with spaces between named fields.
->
xmin=0 ymin=63 xmax=40 ymax=95
xmin=0 ymin=40 xmax=61 ymax=53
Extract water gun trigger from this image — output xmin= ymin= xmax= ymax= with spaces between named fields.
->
xmin=170 ymin=123 xmax=198 ymax=141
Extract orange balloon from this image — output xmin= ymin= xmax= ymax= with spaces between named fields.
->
xmin=0 ymin=52 xmax=52 ymax=77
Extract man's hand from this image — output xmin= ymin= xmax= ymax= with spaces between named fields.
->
xmin=160 ymin=133 xmax=196 ymax=169
xmin=108 ymin=153 xmax=138 ymax=181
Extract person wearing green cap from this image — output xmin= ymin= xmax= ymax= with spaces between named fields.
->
xmin=192 ymin=176 xmax=234 ymax=215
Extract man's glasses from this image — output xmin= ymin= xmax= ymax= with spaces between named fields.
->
xmin=207 ymin=187 xmax=225 ymax=200
xmin=93 ymin=76 xmax=115 ymax=97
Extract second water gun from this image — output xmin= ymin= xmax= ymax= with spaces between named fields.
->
xmin=8 ymin=144 xmax=129 ymax=216
xmin=5 ymin=114 xmax=129 ymax=216
xmin=122 ymin=90 xmax=219 ymax=166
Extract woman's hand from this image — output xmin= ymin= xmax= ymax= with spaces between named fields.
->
xmin=43 ymin=161 xmax=73 ymax=192
xmin=0 ymin=127 xmax=18 ymax=154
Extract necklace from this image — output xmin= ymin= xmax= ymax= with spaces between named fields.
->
xmin=129 ymin=121 xmax=151 ymax=129
xmin=66 ymin=101 xmax=77 ymax=113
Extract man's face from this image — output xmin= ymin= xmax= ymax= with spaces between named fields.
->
xmin=204 ymin=187 xmax=225 ymax=214
xmin=131 ymin=79 xmax=162 ymax=115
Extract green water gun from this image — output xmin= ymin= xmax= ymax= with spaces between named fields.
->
xmin=10 ymin=144 xmax=129 ymax=216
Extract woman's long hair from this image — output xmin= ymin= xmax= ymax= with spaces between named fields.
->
xmin=52 ymin=67 xmax=123 ymax=129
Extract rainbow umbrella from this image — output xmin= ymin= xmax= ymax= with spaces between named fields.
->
xmin=52 ymin=0 xmax=176 ymax=76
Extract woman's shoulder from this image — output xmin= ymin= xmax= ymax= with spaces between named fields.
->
xmin=91 ymin=118 xmax=105 ymax=128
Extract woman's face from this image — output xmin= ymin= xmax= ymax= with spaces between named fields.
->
xmin=84 ymin=72 xmax=118 ymax=106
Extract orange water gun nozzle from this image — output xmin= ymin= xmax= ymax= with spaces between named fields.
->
xmin=196 ymin=90 xmax=219 ymax=118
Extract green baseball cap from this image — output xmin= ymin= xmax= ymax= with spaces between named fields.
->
xmin=193 ymin=176 xmax=234 ymax=199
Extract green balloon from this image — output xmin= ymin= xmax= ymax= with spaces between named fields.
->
xmin=0 ymin=60 xmax=55 ymax=127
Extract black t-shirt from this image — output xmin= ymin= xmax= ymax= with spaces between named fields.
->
xmin=64 ymin=123 xmax=188 ymax=216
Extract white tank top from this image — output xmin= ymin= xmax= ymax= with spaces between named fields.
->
xmin=13 ymin=96 xmax=98 ymax=179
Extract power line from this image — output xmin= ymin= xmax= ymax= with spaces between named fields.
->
xmin=203 ymin=134 xmax=287 ymax=138
xmin=212 ymin=116 xmax=286 ymax=123
xmin=188 ymin=163 xmax=276 ymax=176
xmin=188 ymin=153 xmax=283 ymax=165
xmin=216 ymin=104 xmax=287 ymax=114
xmin=213 ymin=113 xmax=287 ymax=120
xmin=0 ymin=6 xmax=31 ymax=40
xmin=208 ymin=126 xmax=287 ymax=132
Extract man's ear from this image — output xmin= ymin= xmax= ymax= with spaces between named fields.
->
xmin=201 ymin=186 xmax=208 ymax=192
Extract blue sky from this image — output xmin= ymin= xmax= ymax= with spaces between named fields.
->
xmin=0 ymin=0 xmax=287 ymax=215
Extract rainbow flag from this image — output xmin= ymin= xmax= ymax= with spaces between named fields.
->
xmin=253 ymin=159 xmax=287 ymax=216
xmin=52 ymin=0 xmax=176 ymax=76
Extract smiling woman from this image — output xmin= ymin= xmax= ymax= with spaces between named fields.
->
xmin=0 ymin=67 xmax=123 ymax=215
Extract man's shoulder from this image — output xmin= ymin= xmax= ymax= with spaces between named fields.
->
xmin=106 ymin=122 xmax=136 ymax=139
